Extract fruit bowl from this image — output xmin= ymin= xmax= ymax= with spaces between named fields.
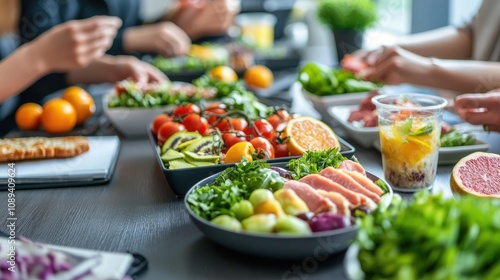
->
xmin=184 ymin=171 xmax=392 ymax=259
xmin=147 ymin=126 xmax=356 ymax=196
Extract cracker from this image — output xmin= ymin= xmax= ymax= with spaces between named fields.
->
xmin=0 ymin=136 xmax=90 ymax=162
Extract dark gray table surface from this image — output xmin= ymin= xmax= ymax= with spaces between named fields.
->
xmin=1 ymin=80 xmax=500 ymax=280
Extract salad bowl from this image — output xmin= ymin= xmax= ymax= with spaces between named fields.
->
xmin=184 ymin=170 xmax=392 ymax=260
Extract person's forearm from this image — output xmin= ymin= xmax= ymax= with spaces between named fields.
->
xmin=0 ymin=44 xmax=48 ymax=103
xmin=415 ymin=59 xmax=500 ymax=93
xmin=66 ymin=56 xmax=116 ymax=85
xmin=396 ymin=27 xmax=472 ymax=59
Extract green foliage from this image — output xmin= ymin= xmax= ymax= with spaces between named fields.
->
xmin=286 ymin=148 xmax=348 ymax=180
xmin=357 ymin=191 xmax=500 ymax=279
xmin=317 ymin=0 xmax=377 ymax=30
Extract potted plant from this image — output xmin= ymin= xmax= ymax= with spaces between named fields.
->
xmin=317 ymin=0 xmax=377 ymax=62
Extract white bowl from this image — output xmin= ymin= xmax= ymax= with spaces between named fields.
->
xmin=300 ymin=84 xmax=372 ymax=119
xmin=102 ymin=94 xmax=174 ymax=138
xmin=328 ymin=105 xmax=379 ymax=148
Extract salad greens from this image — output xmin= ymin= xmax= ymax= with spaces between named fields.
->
xmin=297 ymin=62 xmax=380 ymax=96
xmin=107 ymin=81 xmax=202 ymax=108
xmin=286 ymin=148 xmax=348 ymax=180
xmin=187 ymin=159 xmax=286 ymax=220
xmin=357 ymin=191 xmax=500 ymax=279
xmin=440 ymin=130 xmax=477 ymax=147
xmin=194 ymin=75 xmax=272 ymax=120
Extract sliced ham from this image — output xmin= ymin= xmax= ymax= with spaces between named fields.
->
xmin=299 ymin=174 xmax=361 ymax=207
xmin=316 ymin=190 xmax=350 ymax=216
xmin=340 ymin=170 xmax=384 ymax=196
xmin=319 ymin=167 xmax=380 ymax=203
xmin=338 ymin=160 xmax=366 ymax=176
xmin=283 ymin=181 xmax=337 ymax=214
xmin=359 ymin=194 xmax=377 ymax=211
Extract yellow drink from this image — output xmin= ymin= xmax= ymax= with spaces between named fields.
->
xmin=241 ymin=24 xmax=274 ymax=49
xmin=236 ymin=13 xmax=277 ymax=49
xmin=373 ymin=94 xmax=447 ymax=191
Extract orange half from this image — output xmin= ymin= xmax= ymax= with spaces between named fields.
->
xmin=284 ymin=116 xmax=340 ymax=156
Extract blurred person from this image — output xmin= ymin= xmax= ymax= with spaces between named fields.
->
xmin=350 ymin=0 xmax=500 ymax=94
xmin=454 ymin=91 xmax=500 ymax=133
xmin=0 ymin=16 xmax=122 ymax=103
xmin=20 ymin=0 xmax=240 ymax=58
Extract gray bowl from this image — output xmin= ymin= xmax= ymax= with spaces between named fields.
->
xmin=184 ymin=171 xmax=392 ymax=260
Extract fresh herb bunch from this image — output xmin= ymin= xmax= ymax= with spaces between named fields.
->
xmin=187 ymin=159 xmax=286 ymax=220
xmin=286 ymin=148 xmax=348 ymax=180
xmin=317 ymin=0 xmax=377 ymax=31
xmin=356 ymin=191 xmax=500 ymax=279
xmin=298 ymin=62 xmax=380 ymax=96
xmin=440 ymin=130 xmax=477 ymax=147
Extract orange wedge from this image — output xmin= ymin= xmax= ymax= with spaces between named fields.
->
xmin=284 ymin=116 xmax=340 ymax=156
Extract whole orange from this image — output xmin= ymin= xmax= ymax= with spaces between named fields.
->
xmin=61 ymin=86 xmax=95 ymax=125
xmin=15 ymin=103 xmax=43 ymax=130
xmin=209 ymin=66 xmax=238 ymax=83
xmin=41 ymin=99 xmax=77 ymax=134
xmin=244 ymin=65 xmax=273 ymax=89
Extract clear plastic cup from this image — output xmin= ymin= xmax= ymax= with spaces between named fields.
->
xmin=372 ymin=94 xmax=447 ymax=192
xmin=235 ymin=13 xmax=277 ymax=49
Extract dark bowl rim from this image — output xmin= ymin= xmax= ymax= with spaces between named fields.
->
xmin=183 ymin=170 xmax=393 ymax=240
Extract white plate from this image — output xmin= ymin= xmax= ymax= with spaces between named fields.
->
xmin=299 ymin=83 xmax=371 ymax=119
xmin=0 ymin=237 xmax=132 ymax=279
xmin=373 ymin=138 xmax=490 ymax=165
xmin=328 ymin=105 xmax=379 ymax=148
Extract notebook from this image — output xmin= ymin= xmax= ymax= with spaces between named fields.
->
xmin=0 ymin=136 xmax=120 ymax=189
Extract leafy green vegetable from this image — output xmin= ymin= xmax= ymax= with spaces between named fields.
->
xmin=410 ymin=123 xmax=434 ymax=136
xmin=297 ymin=62 xmax=338 ymax=96
xmin=297 ymin=63 xmax=379 ymax=96
xmin=440 ymin=130 xmax=477 ymax=147
xmin=187 ymin=159 xmax=286 ymax=220
xmin=357 ymin=191 xmax=500 ymax=279
xmin=286 ymin=148 xmax=348 ymax=180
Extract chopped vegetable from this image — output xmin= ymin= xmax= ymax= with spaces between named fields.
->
xmin=187 ymin=159 xmax=286 ymax=220
xmin=286 ymin=148 xmax=348 ymax=180
xmin=440 ymin=129 xmax=477 ymax=147
xmin=356 ymin=191 xmax=500 ymax=279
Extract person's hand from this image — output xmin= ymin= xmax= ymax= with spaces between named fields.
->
xmin=454 ymin=92 xmax=500 ymax=132
xmin=31 ymin=16 xmax=122 ymax=72
xmin=352 ymin=46 xmax=434 ymax=85
xmin=170 ymin=0 xmax=240 ymax=40
xmin=123 ymin=22 xmax=191 ymax=57
xmin=66 ymin=55 xmax=168 ymax=85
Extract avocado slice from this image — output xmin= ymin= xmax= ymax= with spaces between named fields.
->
xmin=168 ymin=159 xmax=195 ymax=170
xmin=161 ymin=149 xmax=185 ymax=162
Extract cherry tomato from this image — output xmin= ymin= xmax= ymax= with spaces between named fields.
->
xmin=152 ymin=114 xmax=172 ymax=135
xmin=204 ymin=108 xmax=226 ymax=125
xmin=181 ymin=113 xmax=209 ymax=134
xmin=173 ymin=104 xmax=200 ymax=117
xmin=230 ymin=118 xmax=248 ymax=131
xmin=215 ymin=119 xmax=231 ymax=132
xmin=252 ymin=119 xmax=274 ymax=140
xmin=274 ymin=144 xmax=289 ymax=158
xmin=267 ymin=110 xmax=292 ymax=129
xmin=157 ymin=122 xmax=186 ymax=146
xmin=224 ymin=141 xmax=255 ymax=163
xmin=222 ymin=132 xmax=247 ymax=150
xmin=205 ymin=102 xmax=226 ymax=110
xmin=250 ymin=137 xmax=275 ymax=159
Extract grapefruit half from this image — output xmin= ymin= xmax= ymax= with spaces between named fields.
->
xmin=450 ymin=152 xmax=500 ymax=198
